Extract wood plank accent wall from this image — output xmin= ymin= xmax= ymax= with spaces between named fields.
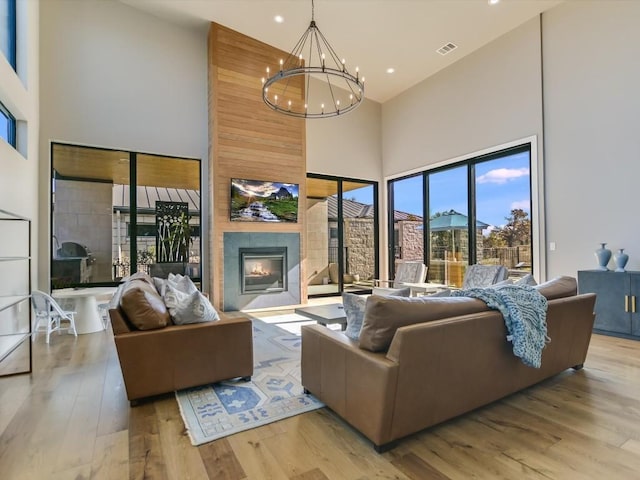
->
xmin=208 ymin=23 xmax=307 ymax=309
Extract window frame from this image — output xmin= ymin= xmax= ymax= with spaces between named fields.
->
xmin=386 ymin=138 xmax=541 ymax=281
xmin=1 ymin=0 xmax=17 ymax=70
xmin=0 ymin=101 xmax=16 ymax=147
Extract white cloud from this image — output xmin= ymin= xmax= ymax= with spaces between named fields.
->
xmin=477 ymin=167 xmax=529 ymax=184
xmin=511 ymin=200 xmax=530 ymax=211
xmin=483 ymin=224 xmax=497 ymax=236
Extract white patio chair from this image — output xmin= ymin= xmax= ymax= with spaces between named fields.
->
xmin=462 ymin=264 xmax=509 ymax=289
xmin=31 ymin=290 xmax=78 ymax=344
xmin=373 ymin=261 xmax=427 ymax=296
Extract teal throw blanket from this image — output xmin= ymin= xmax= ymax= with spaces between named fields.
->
xmin=452 ymin=284 xmax=549 ymax=368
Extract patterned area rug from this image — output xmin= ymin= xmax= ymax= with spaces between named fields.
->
xmin=176 ymin=317 xmax=324 ymax=446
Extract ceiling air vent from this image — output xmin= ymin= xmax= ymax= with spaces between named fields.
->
xmin=437 ymin=42 xmax=458 ymax=56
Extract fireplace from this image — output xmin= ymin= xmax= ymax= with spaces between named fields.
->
xmin=240 ymin=247 xmax=287 ymax=294
xmin=224 ymin=233 xmax=299 ymax=311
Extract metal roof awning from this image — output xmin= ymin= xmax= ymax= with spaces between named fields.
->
xmin=112 ymin=185 xmax=200 ymax=214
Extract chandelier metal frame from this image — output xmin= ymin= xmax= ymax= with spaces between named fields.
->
xmin=261 ymin=0 xmax=364 ymax=119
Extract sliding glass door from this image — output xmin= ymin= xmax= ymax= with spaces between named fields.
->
xmin=306 ymin=174 xmax=378 ymax=297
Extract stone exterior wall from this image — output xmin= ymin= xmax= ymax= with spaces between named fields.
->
xmin=397 ymin=221 xmax=423 ymax=261
xmin=344 ymin=218 xmax=375 ymax=281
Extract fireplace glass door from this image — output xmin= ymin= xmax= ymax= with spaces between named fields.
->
xmin=240 ymin=247 xmax=287 ymax=294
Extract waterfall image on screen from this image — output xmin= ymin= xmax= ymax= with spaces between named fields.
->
xmin=230 ymin=179 xmax=299 ymax=223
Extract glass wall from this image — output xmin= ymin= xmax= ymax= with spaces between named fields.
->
xmin=428 ymin=166 xmax=468 ymax=286
xmin=51 ymin=143 xmax=201 ymax=289
xmin=387 ymin=174 xmax=424 ymax=276
xmin=306 ymin=174 xmax=378 ymax=297
xmin=388 ymin=144 xmax=532 ymax=287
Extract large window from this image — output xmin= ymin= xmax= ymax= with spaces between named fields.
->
xmin=0 ymin=0 xmax=16 ymax=70
xmin=51 ymin=143 xmax=201 ymax=289
xmin=388 ymin=144 xmax=533 ymax=286
xmin=0 ymin=101 xmax=16 ymax=147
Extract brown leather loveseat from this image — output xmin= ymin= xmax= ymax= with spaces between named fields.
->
xmin=301 ymin=277 xmax=595 ymax=451
xmin=109 ymin=273 xmax=253 ymax=404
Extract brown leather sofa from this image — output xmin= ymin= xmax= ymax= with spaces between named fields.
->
xmin=301 ymin=277 xmax=596 ymax=451
xmin=108 ymin=274 xmax=253 ymax=404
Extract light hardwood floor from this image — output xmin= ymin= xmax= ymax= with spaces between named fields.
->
xmin=1 ymin=312 xmax=640 ymax=479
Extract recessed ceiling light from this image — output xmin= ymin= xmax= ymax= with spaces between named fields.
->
xmin=274 ymin=15 xmax=284 ymax=23
xmin=386 ymin=68 xmax=395 ymax=74
xmin=488 ymin=0 xmax=500 ymax=5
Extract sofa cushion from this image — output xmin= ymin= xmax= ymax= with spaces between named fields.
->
xmin=534 ymin=276 xmax=576 ymax=300
xmin=359 ymin=295 xmax=489 ymax=352
xmin=342 ymin=293 xmax=367 ymax=340
xmin=119 ymin=279 xmax=171 ymax=330
xmin=164 ymin=283 xmax=220 ymax=325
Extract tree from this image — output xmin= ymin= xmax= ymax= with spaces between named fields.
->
xmin=484 ymin=229 xmax=506 ymax=248
xmin=497 ymin=208 xmax=530 ymax=247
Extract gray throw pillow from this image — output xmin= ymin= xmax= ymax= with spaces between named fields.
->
xmin=342 ymin=292 xmax=367 ymax=340
xmin=515 ymin=274 xmax=537 ymax=286
xmin=164 ymin=284 xmax=220 ymax=324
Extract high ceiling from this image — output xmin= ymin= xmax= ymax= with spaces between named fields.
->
xmin=119 ymin=0 xmax=562 ymax=103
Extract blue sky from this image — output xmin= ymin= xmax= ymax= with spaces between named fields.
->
xmin=347 ymin=151 xmax=530 ymax=228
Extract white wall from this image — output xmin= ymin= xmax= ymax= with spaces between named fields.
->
xmin=542 ymin=1 xmax=640 ymax=276
xmin=382 ymin=17 xmax=543 ymax=177
xmin=39 ymin=0 xmax=208 ymax=287
xmin=0 ymin=0 xmax=39 ymax=278
xmin=306 ymin=89 xmax=382 ymax=183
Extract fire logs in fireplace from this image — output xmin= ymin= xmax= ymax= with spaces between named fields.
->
xmin=240 ymin=247 xmax=287 ymax=294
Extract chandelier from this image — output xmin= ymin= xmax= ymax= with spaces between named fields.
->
xmin=261 ymin=0 xmax=364 ymax=119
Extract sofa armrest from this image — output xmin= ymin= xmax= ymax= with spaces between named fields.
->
xmin=301 ymin=324 xmax=399 ymax=447
xmin=114 ymin=316 xmax=253 ymax=401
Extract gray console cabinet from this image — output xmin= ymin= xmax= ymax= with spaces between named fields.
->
xmin=578 ymin=270 xmax=640 ymax=338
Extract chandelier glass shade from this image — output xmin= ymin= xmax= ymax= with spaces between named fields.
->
xmin=261 ymin=0 xmax=364 ymax=119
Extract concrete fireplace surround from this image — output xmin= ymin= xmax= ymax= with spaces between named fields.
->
xmin=223 ymin=232 xmax=301 ymax=311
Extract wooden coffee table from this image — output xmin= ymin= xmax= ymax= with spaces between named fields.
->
xmin=294 ymin=303 xmax=347 ymax=330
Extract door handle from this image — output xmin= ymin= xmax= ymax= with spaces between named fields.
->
xmin=625 ymin=295 xmax=629 ymax=313
xmin=633 ymin=296 xmax=637 ymax=313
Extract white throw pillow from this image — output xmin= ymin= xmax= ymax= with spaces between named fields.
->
xmin=163 ymin=284 xmax=220 ymax=324
xmin=342 ymin=293 xmax=367 ymax=340
xmin=168 ymin=274 xmax=198 ymax=294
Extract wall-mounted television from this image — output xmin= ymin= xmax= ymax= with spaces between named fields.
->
xmin=230 ymin=178 xmax=299 ymax=223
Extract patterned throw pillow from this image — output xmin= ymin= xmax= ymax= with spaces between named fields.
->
xmin=342 ymin=292 xmax=367 ymax=341
xmin=163 ymin=284 xmax=220 ymax=325
xmin=168 ymin=274 xmax=198 ymax=294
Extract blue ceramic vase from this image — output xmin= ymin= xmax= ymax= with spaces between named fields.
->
xmin=614 ymin=248 xmax=629 ymax=272
xmin=595 ymin=243 xmax=611 ymax=271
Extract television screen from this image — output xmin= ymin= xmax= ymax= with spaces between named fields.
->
xmin=230 ymin=178 xmax=299 ymax=223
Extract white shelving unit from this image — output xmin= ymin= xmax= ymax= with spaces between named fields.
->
xmin=0 ymin=209 xmax=32 ymax=376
